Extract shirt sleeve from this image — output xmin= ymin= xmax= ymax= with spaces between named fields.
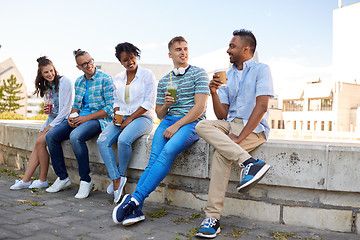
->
xmin=256 ymin=64 xmax=274 ymax=98
xmin=156 ymin=76 xmax=167 ymax=105
xmin=194 ymin=68 xmax=210 ymax=95
xmin=141 ymin=71 xmax=157 ymax=110
xmin=218 ymin=87 xmax=230 ymax=105
xmin=71 ymin=77 xmax=83 ymax=110
xmin=50 ymin=77 xmax=73 ymax=127
xmin=102 ymin=75 xmax=114 ymax=117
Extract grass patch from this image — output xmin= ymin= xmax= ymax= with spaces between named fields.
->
xmin=270 ymin=231 xmax=301 ymax=240
xmin=19 ymin=200 xmax=45 ymax=207
xmin=225 ymin=227 xmax=249 ymax=238
xmin=149 ymin=207 xmax=168 ymax=218
xmin=172 ymin=213 xmax=201 ymax=224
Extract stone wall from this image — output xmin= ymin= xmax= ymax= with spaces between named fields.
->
xmin=1 ymin=121 xmax=360 ymax=234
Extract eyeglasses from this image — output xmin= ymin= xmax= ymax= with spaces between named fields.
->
xmin=78 ymin=58 xmax=94 ymax=68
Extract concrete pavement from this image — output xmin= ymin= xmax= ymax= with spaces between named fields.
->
xmin=0 ymin=165 xmax=358 ymax=240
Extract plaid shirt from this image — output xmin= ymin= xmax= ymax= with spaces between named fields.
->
xmin=72 ymin=68 xmax=114 ymax=130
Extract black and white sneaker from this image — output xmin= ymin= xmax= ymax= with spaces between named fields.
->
xmin=196 ymin=217 xmax=221 ymax=238
xmin=236 ymin=158 xmax=270 ymax=193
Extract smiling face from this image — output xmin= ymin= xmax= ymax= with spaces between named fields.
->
xmin=41 ymin=64 xmax=55 ymax=82
xmin=119 ymin=52 xmax=137 ymax=72
xmin=76 ymin=53 xmax=96 ymax=77
xmin=168 ymin=41 xmax=189 ymax=68
xmin=227 ymin=35 xmax=252 ymax=67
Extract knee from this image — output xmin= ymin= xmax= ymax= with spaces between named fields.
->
xmin=97 ymin=131 xmax=108 ymax=147
xmin=69 ymin=132 xmax=81 ymax=145
xmin=117 ymin=136 xmax=131 ymax=148
xmin=195 ymin=120 xmax=209 ymax=135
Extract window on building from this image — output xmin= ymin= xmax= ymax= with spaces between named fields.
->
xmin=278 ymin=120 xmax=281 ymax=129
xmin=307 ymin=121 xmax=311 ymax=130
xmin=293 ymin=121 xmax=296 ymax=130
xmin=321 ymin=121 xmax=325 ymax=131
xmin=308 ymin=98 xmax=333 ymax=111
xmin=271 ymin=120 xmax=275 ymax=129
xmin=314 ymin=121 xmax=317 ymax=131
xmin=283 ymin=99 xmax=304 ymax=111
xmin=329 ymin=121 xmax=332 ymax=131
xmin=96 ymin=65 xmax=102 ymax=69
xmin=281 ymin=120 xmax=285 ymax=129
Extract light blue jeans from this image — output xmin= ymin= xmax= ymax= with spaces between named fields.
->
xmin=132 ymin=115 xmax=200 ymax=208
xmin=97 ymin=116 xmax=153 ymax=180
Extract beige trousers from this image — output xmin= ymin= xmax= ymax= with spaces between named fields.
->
xmin=195 ymin=118 xmax=266 ymax=219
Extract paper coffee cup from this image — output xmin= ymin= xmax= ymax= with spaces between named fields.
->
xmin=69 ymin=112 xmax=79 ymax=118
xmin=115 ymin=111 xmax=124 ymax=126
xmin=214 ymin=69 xmax=227 ymax=86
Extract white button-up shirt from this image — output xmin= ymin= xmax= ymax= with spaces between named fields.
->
xmin=113 ymin=65 xmax=156 ymax=118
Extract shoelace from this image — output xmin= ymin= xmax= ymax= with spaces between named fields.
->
xmin=122 ymin=201 xmax=137 ymax=216
xmin=239 ymin=163 xmax=253 ymax=181
xmin=200 ymin=218 xmax=217 ymax=228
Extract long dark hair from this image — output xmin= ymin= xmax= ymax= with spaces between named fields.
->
xmin=33 ymin=56 xmax=61 ymax=97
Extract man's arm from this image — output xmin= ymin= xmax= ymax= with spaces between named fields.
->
xmin=209 ymin=74 xmax=229 ymax=119
xmin=162 ymin=93 xmax=208 ymax=139
xmin=228 ymin=95 xmax=270 ymax=144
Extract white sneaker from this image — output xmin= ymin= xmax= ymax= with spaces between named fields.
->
xmin=75 ymin=180 xmax=92 ymax=199
xmin=29 ymin=179 xmax=48 ymax=189
xmin=107 ymin=181 xmax=114 ymax=194
xmin=10 ymin=180 xmax=31 ymax=190
xmin=46 ymin=177 xmax=71 ymax=193
xmin=114 ymin=176 xmax=127 ymax=203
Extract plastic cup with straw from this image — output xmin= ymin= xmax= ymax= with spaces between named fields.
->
xmin=167 ymin=72 xmax=177 ymax=102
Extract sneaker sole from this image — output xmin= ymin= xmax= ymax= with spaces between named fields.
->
xmin=196 ymin=227 xmax=221 ymax=238
xmin=112 ymin=194 xmax=130 ymax=224
xmin=122 ymin=215 xmax=145 ymax=226
xmin=237 ymin=164 xmax=270 ymax=193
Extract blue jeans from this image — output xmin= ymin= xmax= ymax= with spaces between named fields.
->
xmin=97 ymin=116 xmax=153 ymax=180
xmin=132 ymin=115 xmax=199 ymax=207
xmin=45 ymin=119 xmax=101 ymax=182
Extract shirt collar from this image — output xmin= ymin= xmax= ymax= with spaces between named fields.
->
xmin=82 ymin=68 xmax=99 ymax=81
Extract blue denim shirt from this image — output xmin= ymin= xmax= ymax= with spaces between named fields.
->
xmin=72 ymin=68 xmax=114 ymax=130
xmin=218 ymin=59 xmax=274 ymax=138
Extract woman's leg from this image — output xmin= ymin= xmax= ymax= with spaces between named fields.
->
xmin=117 ymin=116 xmax=153 ymax=176
xmin=97 ymin=122 xmax=122 ymax=181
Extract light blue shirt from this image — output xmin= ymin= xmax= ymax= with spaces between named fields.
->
xmin=79 ymin=79 xmax=91 ymax=117
xmin=218 ymin=58 xmax=274 ymax=138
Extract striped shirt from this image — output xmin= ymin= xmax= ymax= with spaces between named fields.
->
xmin=156 ymin=65 xmax=210 ymax=120
xmin=72 ymin=68 xmax=114 ymax=130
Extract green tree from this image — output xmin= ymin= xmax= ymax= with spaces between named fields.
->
xmin=38 ymin=102 xmax=45 ymax=114
xmin=0 ymin=75 xmax=24 ymax=112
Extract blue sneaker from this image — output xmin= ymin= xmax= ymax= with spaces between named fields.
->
xmin=236 ymin=158 xmax=270 ymax=193
xmin=122 ymin=208 xmax=145 ymax=226
xmin=112 ymin=194 xmax=137 ymax=224
xmin=196 ymin=217 xmax=221 ymax=238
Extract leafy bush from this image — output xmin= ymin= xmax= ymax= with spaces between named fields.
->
xmin=0 ymin=111 xmax=25 ymax=120
xmin=27 ymin=114 xmax=47 ymax=120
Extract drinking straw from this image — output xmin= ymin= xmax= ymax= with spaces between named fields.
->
xmin=170 ymin=72 xmax=172 ymax=87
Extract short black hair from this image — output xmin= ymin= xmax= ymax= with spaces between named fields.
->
xmin=233 ymin=29 xmax=257 ymax=54
xmin=115 ymin=42 xmax=141 ymax=62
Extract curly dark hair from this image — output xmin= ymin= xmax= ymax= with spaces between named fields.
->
xmin=115 ymin=42 xmax=141 ymax=62
xmin=33 ymin=56 xmax=61 ymax=97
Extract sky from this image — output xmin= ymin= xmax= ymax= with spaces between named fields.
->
xmin=1 ymin=0 xmax=359 ymax=99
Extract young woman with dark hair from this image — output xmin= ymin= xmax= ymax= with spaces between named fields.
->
xmin=10 ymin=56 xmax=73 ymax=190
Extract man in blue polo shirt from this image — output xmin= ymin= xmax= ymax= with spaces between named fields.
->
xmin=195 ymin=29 xmax=274 ymax=238
xmin=45 ymin=49 xmax=113 ymax=199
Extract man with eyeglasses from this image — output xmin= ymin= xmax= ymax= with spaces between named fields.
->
xmin=45 ymin=49 xmax=114 ymax=199
xmin=195 ymin=29 xmax=274 ymax=238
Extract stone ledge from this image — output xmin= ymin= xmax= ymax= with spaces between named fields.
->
xmin=2 ymin=121 xmax=360 ymax=234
